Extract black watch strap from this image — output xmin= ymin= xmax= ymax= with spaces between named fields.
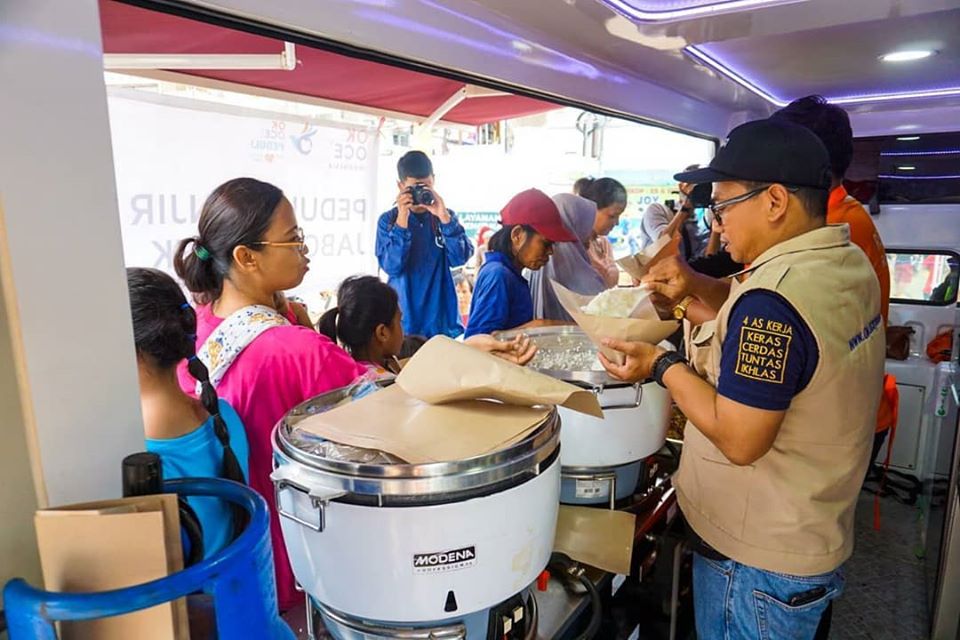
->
xmin=652 ymin=351 xmax=687 ymax=388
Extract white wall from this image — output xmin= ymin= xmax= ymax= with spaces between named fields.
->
xmin=874 ymin=205 xmax=960 ymax=251
xmin=0 ymin=0 xmax=144 ymax=511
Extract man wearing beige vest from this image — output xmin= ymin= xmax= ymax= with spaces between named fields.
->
xmin=601 ymin=118 xmax=885 ymax=640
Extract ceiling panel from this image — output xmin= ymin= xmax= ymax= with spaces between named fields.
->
xmin=695 ymin=10 xmax=960 ymax=102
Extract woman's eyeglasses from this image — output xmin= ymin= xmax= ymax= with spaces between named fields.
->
xmin=249 ymin=227 xmax=307 ymax=251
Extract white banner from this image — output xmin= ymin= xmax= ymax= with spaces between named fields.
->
xmin=108 ymin=92 xmax=380 ymax=307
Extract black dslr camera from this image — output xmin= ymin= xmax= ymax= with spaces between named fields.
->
xmin=408 ymin=183 xmax=436 ymax=206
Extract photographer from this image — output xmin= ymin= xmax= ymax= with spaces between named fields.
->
xmin=639 ymin=166 xmax=711 ymax=260
xmin=376 ymin=151 xmax=473 ymax=338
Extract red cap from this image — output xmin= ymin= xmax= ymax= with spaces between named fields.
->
xmin=500 ymin=189 xmax=577 ymax=243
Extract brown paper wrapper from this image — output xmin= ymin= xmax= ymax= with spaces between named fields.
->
xmin=296 ymin=384 xmax=552 ymax=464
xmin=550 ymin=281 xmax=679 ymax=365
xmin=397 ymin=336 xmax=602 ymax=418
xmin=616 ymin=234 xmax=680 ymax=281
xmin=554 ymin=505 xmax=636 ymax=575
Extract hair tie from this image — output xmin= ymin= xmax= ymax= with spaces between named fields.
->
xmin=188 ymin=355 xmax=199 ymax=363
xmin=180 ymin=302 xmax=191 ymax=310
xmin=194 ymin=244 xmax=211 ymax=261
xmin=187 ymin=333 xmax=197 ymax=341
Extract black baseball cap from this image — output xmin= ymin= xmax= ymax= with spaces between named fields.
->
xmin=675 ymin=118 xmax=831 ymax=190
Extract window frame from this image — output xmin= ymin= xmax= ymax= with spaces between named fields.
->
xmin=886 ymin=247 xmax=960 ymax=307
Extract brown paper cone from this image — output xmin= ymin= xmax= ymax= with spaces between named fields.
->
xmin=550 ymin=281 xmax=678 ymax=365
xmin=615 ymin=234 xmax=681 ymax=281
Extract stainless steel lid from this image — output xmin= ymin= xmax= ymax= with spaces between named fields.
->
xmin=272 ymin=381 xmax=560 ymax=502
xmin=496 ymin=325 xmax=638 ymax=387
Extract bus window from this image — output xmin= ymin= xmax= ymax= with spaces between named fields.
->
xmin=886 ymin=250 xmax=960 ymax=306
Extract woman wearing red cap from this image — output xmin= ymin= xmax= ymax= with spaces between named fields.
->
xmin=464 ymin=189 xmax=577 ymax=338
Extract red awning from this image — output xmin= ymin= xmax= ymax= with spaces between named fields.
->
xmin=98 ymin=1 xmax=559 ymax=125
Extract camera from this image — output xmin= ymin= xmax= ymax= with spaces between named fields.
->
xmin=408 ymin=183 xmax=435 ymax=206
xmin=689 ymin=182 xmax=712 ymax=208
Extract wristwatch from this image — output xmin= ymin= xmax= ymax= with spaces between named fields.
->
xmin=673 ymin=295 xmax=695 ymax=320
xmin=652 ymin=350 xmax=687 ymax=388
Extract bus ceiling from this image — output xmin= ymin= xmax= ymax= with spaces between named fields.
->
xmin=102 ymin=0 xmax=959 ymax=139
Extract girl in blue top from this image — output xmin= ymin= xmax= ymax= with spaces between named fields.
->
xmin=465 ymin=189 xmax=577 ymax=337
xmin=127 ymin=267 xmax=250 ymax=557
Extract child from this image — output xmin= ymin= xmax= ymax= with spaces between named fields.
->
xmin=318 ymin=275 xmax=404 ymax=376
xmin=127 ymin=267 xmax=250 ymax=557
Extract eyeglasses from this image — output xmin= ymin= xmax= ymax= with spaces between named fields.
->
xmin=249 ymin=227 xmax=307 ymax=251
xmin=707 ymin=185 xmax=770 ymax=226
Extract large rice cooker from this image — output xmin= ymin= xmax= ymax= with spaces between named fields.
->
xmin=498 ymin=326 xmax=671 ymax=507
xmin=271 ymin=382 xmax=560 ymax=639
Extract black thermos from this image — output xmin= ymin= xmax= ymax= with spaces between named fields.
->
xmin=122 ymin=452 xmax=163 ymax=497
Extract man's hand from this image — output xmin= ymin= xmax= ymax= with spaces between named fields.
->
xmin=465 ymin=333 xmax=538 ymax=366
xmin=598 ymin=338 xmax=665 ymax=383
xmin=395 ymin=187 xmax=415 ymax=228
xmin=641 ymin=254 xmax=697 ymax=306
xmin=423 ymin=188 xmax=452 ymax=225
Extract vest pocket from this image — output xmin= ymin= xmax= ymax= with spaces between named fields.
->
xmin=687 ymin=321 xmax=717 ymax=380
xmin=697 ymin=455 xmax=754 ymax=538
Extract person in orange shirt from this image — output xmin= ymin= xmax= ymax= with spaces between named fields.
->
xmin=771 ymin=95 xmax=895 ymax=640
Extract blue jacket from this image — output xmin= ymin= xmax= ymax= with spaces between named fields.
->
xmin=464 ymin=251 xmax=533 ymax=338
xmin=376 ymin=208 xmax=473 ymax=338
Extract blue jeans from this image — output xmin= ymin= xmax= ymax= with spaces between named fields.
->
xmin=692 ymin=553 xmax=844 ymax=640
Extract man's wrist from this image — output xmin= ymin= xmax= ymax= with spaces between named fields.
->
xmin=652 ymin=350 xmax=687 ymax=388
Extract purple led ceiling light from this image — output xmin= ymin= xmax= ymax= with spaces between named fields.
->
xmin=599 ymin=0 xmax=807 ymax=22
xmin=684 ymin=45 xmax=960 ymax=106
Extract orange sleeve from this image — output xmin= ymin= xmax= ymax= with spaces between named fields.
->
xmin=832 ymin=200 xmax=891 ymax=325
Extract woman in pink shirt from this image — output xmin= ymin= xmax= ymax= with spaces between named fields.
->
xmin=174 ymin=177 xmax=365 ymax=612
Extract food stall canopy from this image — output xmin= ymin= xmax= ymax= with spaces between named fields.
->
xmin=99 ymin=0 xmax=561 ymax=126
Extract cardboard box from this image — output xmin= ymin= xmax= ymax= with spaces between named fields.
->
xmin=34 ymin=494 xmax=189 ymax=639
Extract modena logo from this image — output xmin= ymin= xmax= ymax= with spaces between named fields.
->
xmin=412 ymin=546 xmax=477 ymax=574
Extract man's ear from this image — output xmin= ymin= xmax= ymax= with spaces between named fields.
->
xmin=765 ymin=184 xmax=791 ymax=223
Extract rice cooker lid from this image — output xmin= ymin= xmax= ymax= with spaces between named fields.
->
xmin=496 ymin=326 xmax=647 ymax=388
xmin=273 ymin=381 xmax=560 ymax=499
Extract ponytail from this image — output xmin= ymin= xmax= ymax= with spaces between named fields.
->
xmin=320 ymin=277 xmax=399 ymax=357
xmin=187 ymin=355 xmax=249 ymax=539
xmin=174 ymin=237 xmax=222 ymax=306
xmin=317 ymin=306 xmax=340 ymax=344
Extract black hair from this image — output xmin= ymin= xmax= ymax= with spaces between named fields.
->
xmin=740 ymin=180 xmax=829 ymax=219
xmin=399 ymin=335 xmax=428 ymax=360
xmin=487 ymin=224 xmax=536 ymax=260
xmin=174 ymin=178 xmax=284 ymax=306
xmin=572 ymin=177 xmax=594 ymax=196
xmin=126 ymin=267 xmax=249 ymax=538
xmin=397 ymin=150 xmax=434 ymax=181
xmin=580 ymin=177 xmax=627 ymax=209
xmin=771 ymin=95 xmax=853 ymax=181
xmin=317 ymin=275 xmax=400 ymax=356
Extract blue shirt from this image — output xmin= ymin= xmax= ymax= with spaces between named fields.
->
xmin=376 ymin=208 xmax=473 ymax=339
xmin=145 ymin=400 xmax=250 ymax=558
xmin=465 ymin=251 xmax=534 ymax=338
xmin=717 ymin=291 xmax=820 ymax=411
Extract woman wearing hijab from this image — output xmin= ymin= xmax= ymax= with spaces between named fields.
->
xmin=528 ymin=193 xmax=608 ymax=322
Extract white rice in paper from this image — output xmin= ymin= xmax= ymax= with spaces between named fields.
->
xmin=581 ymin=286 xmax=653 ymax=318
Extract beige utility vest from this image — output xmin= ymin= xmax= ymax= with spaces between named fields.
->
xmin=676 ymin=225 xmax=885 ymax=576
